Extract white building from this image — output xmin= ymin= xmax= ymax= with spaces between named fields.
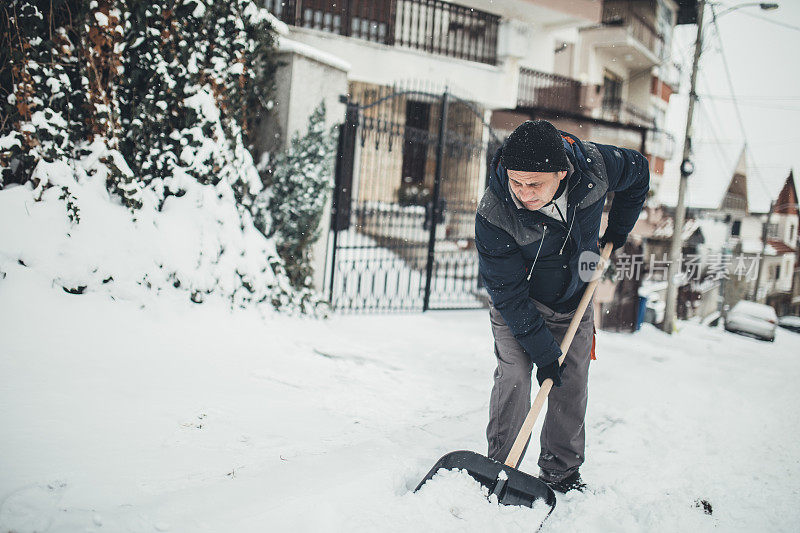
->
xmin=261 ymin=0 xmax=693 ymax=308
xmin=758 ymin=173 xmax=798 ymax=308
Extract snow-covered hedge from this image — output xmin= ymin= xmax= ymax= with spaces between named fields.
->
xmin=0 ymin=157 xmax=297 ymax=307
xmin=255 ymin=102 xmax=336 ymax=291
xmin=0 ymin=0 xmax=329 ymax=314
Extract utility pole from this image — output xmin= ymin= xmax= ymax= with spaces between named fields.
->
xmin=663 ymin=0 xmax=705 ymax=333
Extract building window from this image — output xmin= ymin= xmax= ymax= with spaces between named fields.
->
xmin=766 ymin=222 xmax=779 ymax=239
xmin=723 ymin=193 xmax=746 ymax=212
xmin=731 ymin=220 xmax=741 ymax=236
xmin=602 ymin=70 xmax=623 ymax=112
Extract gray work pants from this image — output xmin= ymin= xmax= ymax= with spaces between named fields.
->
xmin=486 ymin=300 xmax=593 ymax=482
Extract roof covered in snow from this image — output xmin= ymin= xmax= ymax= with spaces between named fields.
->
xmin=766 ymin=239 xmax=796 ymax=256
xmin=657 ymin=144 xmax=799 ymax=215
xmin=277 ymin=37 xmax=352 ymax=72
xmin=651 ymin=217 xmax=701 ymax=240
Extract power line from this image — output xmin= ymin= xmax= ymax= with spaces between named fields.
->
xmin=738 ymin=10 xmax=800 ymax=32
xmin=700 ymin=100 xmax=800 ymax=111
xmin=701 ymin=95 xmax=800 ymax=101
xmin=697 ymin=96 xmax=736 ymax=174
xmin=620 ymin=5 xmax=797 ymax=95
xmin=695 ymin=138 xmax=800 ymax=145
xmin=698 ymin=71 xmax=738 ymax=156
xmin=620 ymin=37 xmax=693 ymax=92
xmin=709 ymin=3 xmax=773 ymax=199
xmin=693 ymin=71 xmax=738 ymax=180
xmin=623 ymin=18 xmax=723 ymax=92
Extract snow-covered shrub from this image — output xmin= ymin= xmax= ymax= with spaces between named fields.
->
xmin=255 ymin=102 xmax=336 ymax=296
xmin=117 ymin=0 xmax=279 ymax=208
xmin=0 ymin=0 xmax=319 ymax=313
xmin=0 ymin=1 xmax=88 ymax=193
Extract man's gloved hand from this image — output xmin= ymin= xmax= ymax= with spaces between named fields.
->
xmin=599 ymin=228 xmax=628 ymax=251
xmin=536 ymin=359 xmax=566 ymax=387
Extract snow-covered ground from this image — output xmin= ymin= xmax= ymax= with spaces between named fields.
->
xmin=2 ymin=267 xmax=799 ymax=532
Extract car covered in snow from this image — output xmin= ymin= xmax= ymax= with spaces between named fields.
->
xmin=778 ymin=315 xmax=800 ymax=333
xmin=724 ymin=300 xmax=778 ymax=342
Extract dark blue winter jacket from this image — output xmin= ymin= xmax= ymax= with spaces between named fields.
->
xmin=475 ymin=131 xmax=649 ymax=367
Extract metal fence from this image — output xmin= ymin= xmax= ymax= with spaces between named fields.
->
xmin=329 ymin=83 xmax=499 ymax=312
xmin=265 ymin=0 xmax=499 ymax=65
xmin=394 ymin=0 xmax=499 ymax=64
xmin=601 ymin=2 xmax=665 ymax=58
xmin=517 ymin=68 xmax=582 ymax=113
xmin=600 ymin=98 xmax=655 ymax=128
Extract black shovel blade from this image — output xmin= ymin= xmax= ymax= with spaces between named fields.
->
xmin=414 ymin=450 xmax=557 ymax=510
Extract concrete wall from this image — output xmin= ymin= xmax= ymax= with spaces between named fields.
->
xmin=741 ymin=215 xmax=763 ymax=246
xmin=761 ymin=255 xmax=795 ymax=295
xmin=628 ymin=72 xmax=651 ymax=111
xmin=288 ymin=26 xmax=517 ymax=110
xmin=270 ymin=49 xmax=348 ymax=151
xmin=258 ymin=46 xmax=349 ymax=296
xmin=774 ymin=213 xmax=799 ymax=245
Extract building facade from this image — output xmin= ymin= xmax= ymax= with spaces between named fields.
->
xmin=261 ymin=0 xmax=691 ymax=311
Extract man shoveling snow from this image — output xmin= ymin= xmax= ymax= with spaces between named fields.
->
xmin=476 ymin=119 xmax=650 ymax=492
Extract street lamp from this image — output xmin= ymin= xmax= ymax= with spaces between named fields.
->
xmin=714 ymin=3 xmax=779 ymax=17
xmin=662 ymin=0 xmax=781 ymax=334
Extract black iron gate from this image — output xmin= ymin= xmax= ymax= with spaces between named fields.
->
xmin=328 ymin=84 xmax=501 ymax=312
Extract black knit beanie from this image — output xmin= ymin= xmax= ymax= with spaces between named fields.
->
xmin=501 ymin=120 xmax=569 ymax=172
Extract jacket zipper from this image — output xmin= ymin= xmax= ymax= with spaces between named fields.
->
xmin=557 ymin=175 xmax=583 ymax=255
xmin=527 ymin=224 xmax=547 ymax=281
xmin=559 ymin=205 xmax=577 ymax=255
xmin=526 ymin=173 xmax=586 ymax=279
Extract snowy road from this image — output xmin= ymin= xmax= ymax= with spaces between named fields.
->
xmin=2 ymin=272 xmax=800 ymax=532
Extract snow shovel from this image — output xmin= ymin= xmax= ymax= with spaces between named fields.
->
xmin=415 ymin=243 xmax=614 ymax=512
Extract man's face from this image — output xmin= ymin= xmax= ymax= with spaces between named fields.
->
xmin=507 ymin=169 xmax=568 ymax=210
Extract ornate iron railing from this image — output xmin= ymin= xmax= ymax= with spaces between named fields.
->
xmin=517 ymin=68 xmax=582 ymax=113
xmin=394 ymin=0 xmax=499 ymax=65
xmin=600 ymin=97 xmax=655 ymax=128
xmin=266 ymin=0 xmax=499 ymax=65
xmin=601 ymin=3 xmax=665 ymax=59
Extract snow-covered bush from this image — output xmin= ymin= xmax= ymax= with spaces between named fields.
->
xmin=255 ymin=102 xmax=336 ymax=295
xmin=117 ymin=0 xmax=279 ymax=208
xmin=0 ymin=1 xmax=88 ymax=193
xmin=0 ymin=0 xmax=320 ymax=313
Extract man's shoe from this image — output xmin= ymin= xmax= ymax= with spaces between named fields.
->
xmin=543 ymin=470 xmax=586 ymax=494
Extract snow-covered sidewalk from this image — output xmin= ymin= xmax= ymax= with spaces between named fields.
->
xmin=1 ymin=271 xmax=799 ymax=532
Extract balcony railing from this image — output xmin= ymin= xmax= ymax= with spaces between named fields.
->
xmin=601 ymin=98 xmax=655 ymax=128
xmin=601 ymin=4 xmax=665 ymax=59
xmin=266 ymin=0 xmax=500 ymax=65
xmin=266 ymin=0 xmax=396 ymax=44
xmin=395 ymin=0 xmax=499 ymax=65
xmin=517 ymin=68 xmax=582 ymax=114
xmin=646 ymin=128 xmax=677 ymax=160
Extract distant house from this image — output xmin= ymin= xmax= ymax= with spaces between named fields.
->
xmin=655 ymin=141 xmax=799 ymax=317
xmin=793 ymin=240 xmax=800 ymax=316
xmin=696 ymin=149 xmax=766 ymax=308
xmin=760 ymin=172 xmax=798 ymax=313
xmin=647 ymin=149 xmax=764 ymax=318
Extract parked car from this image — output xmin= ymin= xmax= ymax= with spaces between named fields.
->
xmin=778 ymin=315 xmax=800 ymax=333
xmin=724 ymin=300 xmax=778 ymax=342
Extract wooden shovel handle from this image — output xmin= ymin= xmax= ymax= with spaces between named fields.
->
xmin=504 ymin=243 xmax=614 ymax=468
